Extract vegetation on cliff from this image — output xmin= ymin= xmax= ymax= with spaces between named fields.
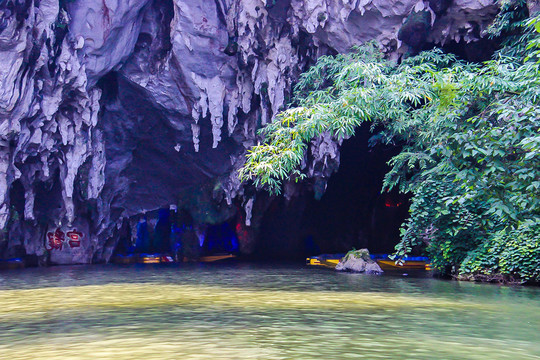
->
xmin=240 ymin=5 xmax=540 ymax=282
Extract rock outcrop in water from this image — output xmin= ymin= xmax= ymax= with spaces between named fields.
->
xmin=335 ymin=249 xmax=383 ymax=274
xmin=0 ymin=0 xmax=499 ymax=264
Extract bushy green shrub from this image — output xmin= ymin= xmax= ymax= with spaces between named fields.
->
xmin=460 ymin=221 xmax=540 ymax=282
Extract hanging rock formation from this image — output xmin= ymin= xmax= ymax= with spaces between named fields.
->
xmin=0 ymin=0 xmax=499 ymax=264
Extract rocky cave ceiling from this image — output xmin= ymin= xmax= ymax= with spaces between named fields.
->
xmin=0 ymin=0 xmax=499 ymax=263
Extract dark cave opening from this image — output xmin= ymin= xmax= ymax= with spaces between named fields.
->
xmin=254 ymin=125 xmax=409 ymax=260
xmin=406 ymin=32 xmax=500 ymax=63
xmin=33 ymin=170 xmax=64 ymax=225
xmin=305 ymin=129 xmax=408 ymax=255
xmin=8 ymin=180 xmax=25 ymax=217
xmin=440 ymin=37 xmax=499 ymax=63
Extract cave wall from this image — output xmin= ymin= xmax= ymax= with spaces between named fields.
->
xmin=0 ymin=0 xmax=499 ymax=264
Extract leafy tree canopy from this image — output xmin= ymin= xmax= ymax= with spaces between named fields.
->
xmin=240 ymin=7 xmax=540 ymax=282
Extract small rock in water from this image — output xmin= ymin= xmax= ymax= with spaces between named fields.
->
xmin=335 ymin=249 xmax=383 ymax=274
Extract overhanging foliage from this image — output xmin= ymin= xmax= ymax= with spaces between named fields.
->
xmin=240 ymin=11 xmax=540 ymax=282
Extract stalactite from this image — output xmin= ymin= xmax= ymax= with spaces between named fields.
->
xmin=244 ymin=197 xmax=254 ymax=226
xmin=191 ymin=123 xmax=201 ymax=152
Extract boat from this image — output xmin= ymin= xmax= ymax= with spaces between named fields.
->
xmin=160 ymin=255 xmax=175 ymax=263
xmin=199 ymin=253 xmax=236 ymax=262
xmin=307 ymin=253 xmax=432 ymax=271
xmin=376 ymin=259 xmax=428 ymax=270
xmin=111 ymin=254 xmax=138 ymax=265
xmin=139 ymin=254 xmax=161 ymax=264
xmin=112 ymin=253 xmax=174 ymax=264
xmin=306 ymin=254 xmax=345 ymax=269
xmin=112 ymin=252 xmax=236 ymax=264
xmin=0 ymin=258 xmax=25 ymax=270
xmin=371 ymin=254 xmax=432 ymax=271
xmin=136 ymin=254 xmax=171 ymax=264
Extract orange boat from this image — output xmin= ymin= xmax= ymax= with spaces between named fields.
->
xmin=307 ymin=254 xmax=432 ymax=271
xmin=306 ymin=254 xmax=345 ymax=269
xmin=376 ymin=259 xmax=429 ymax=270
xmin=199 ymin=254 xmax=236 ymax=262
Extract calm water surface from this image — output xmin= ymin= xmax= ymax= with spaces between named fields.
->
xmin=0 ymin=263 xmax=539 ymax=359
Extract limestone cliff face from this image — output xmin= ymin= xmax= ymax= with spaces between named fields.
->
xmin=0 ymin=0 xmax=498 ymax=264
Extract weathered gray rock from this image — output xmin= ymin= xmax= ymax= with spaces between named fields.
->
xmin=336 ymin=249 xmax=383 ymax=274
xmin=68 ymin=0 xmax=152 ymax=85
xmin=529 ymin=0 xmax=540 ymax=16
xmin=0 ymin=0 xmax=500 ymax=264
xmin=429 ymin=0 xmax=453 ymax=15
xmin=398 ymin=10 xmax=432 ymax=50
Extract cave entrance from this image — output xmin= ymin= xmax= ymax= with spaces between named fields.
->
xmin=304 ymin=128 xmax=408 ymax=256
xmin=255 ymin=125 xmax=409 ymax=260
xmin=8 ymin=180 xmax=25 ymax=217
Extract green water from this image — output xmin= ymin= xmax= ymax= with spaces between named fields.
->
xmin=0 ymin=264 xmax=539 ymax=359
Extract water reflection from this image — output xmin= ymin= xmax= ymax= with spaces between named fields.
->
xmin=0 ymin=264 xmax=539 ymax=359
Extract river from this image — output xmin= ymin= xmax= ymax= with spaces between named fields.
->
xmin=0 ymin=263 xmax=539 ymax=359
